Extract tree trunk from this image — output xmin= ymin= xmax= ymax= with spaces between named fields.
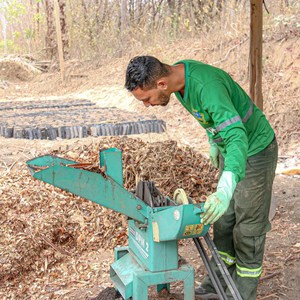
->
xmin=120 ymin=0 xmax=128 ymax=34
xmin=45 ymin=0 xmax=56 ymax=59
xmin=54 ymin=0 xmax=65 ymax=80
xmin=129 ymin=0 xmax=135 ymax=24
xmin=135 ymin=0 xmax=143 ymax=26
xmin=58 ymin=0 xmax=69 ymax=59
xmin=0 ymin=12 xmax=7 ymax=54
xmin=150 ymin=0 xmax=164 ymax=31
xmin=81 ymin=0 xmax=96 ymax=49
xmin=36 ymin=1 xmax=40 ymax=37
xmin=167 ymin=0 xmax=176 ymax=36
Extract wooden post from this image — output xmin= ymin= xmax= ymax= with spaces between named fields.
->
xmin=250 ymin=0 xmax=263 ymax=111
xmin=53 ymin=0 xmax=65 ymax=81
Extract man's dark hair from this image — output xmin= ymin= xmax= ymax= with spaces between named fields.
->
xmin=125 ymin=56 xmax=170 ymax=91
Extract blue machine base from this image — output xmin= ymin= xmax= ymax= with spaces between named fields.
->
xmin=110 ymin=246 xmax=195 ymax=300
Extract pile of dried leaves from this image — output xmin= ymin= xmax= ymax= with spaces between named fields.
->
xmin=0 ymin=137 xmax=218 ymax=297
xmin=54 ymin=136 xmax=218 ymax=198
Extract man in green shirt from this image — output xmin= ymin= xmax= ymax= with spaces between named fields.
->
xmin=125 ymin=56 xmax=278 ymax=300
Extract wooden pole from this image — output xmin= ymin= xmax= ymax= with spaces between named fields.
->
xmin=53 ymin=0 xmax=65 ymax=81
xmin=250 ymin=0 xmax=263 ymax=111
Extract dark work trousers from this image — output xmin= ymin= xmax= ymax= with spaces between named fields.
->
xmin=201 ymin=137 xmax=278 ymax=300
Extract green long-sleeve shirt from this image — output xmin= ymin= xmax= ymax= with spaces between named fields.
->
xmin=174 ymin=60 xmax=274 ymax=183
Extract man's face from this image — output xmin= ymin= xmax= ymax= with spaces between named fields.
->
xmin=132 ymin=86 xmax=171 ymax=107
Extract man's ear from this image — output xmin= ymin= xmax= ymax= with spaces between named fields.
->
xmin=157 ymin=79 xmax=168 ymax=90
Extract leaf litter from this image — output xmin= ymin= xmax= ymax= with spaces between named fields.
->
xmin=0 ymin=136 xmax=218 ymax=299
xmin=1 ymin=136 xmax=298 ymax=299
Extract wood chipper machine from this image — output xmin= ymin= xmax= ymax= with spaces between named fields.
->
xmin=27 ymin=148 xmax=242 ymax=300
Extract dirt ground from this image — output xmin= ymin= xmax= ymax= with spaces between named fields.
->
xmin=1 ymin=139 xmax=298 ymax=300
xmin=0 ymin=30 xmax=300 ymax=299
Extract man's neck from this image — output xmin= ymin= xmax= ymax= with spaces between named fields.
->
xmin=169 ymin=64 xmax=185 ymax=96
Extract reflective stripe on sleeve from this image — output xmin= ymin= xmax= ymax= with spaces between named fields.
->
xmin=218 ymin=251 xmax=236 ymax=266
xmin=209 ymin=100 xmax=254 ymax=143
xmin=242 ymin=100 xmax=253 ymax=123
xmin=215 ymin=115 xmax=242 ymax=132
xmin=236 ymin=264 xmax=262 ymax=278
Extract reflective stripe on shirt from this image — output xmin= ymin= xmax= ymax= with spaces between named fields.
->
xmin=208 ymin=100 xmax=254 ymax=142
xmin=242 ymin=100 xmax=253 ymax=123
xmin=215 ymin=115 xmax=242 ymax=132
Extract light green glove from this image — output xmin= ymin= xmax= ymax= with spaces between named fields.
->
xmin=200 ymin=171 xmax=237 ymax=225
xmin=209 ymin=140 xmax=219 ymax=168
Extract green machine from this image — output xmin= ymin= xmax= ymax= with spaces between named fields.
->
xmin=27 ymin=148 xmax=242 ymax=300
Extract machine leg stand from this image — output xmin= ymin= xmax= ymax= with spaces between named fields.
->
xmin=183 ymin=270 xmax=195 ymax=300
xmin=133 ymin=277 xmax=148 ymax=300
xmin=132 ymin=265 xmax=195 ymax=300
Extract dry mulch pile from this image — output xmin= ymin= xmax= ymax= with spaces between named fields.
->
xmin=0 ymin=137 xmax=218 ymax=299
xmin=0 ymin=56 xmax=42 ymax=82
xmin=2 ymin=136 xmax=298 ymax=299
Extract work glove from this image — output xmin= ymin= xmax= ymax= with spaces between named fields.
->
xmin=200 ymin=171 xmax=237 ymax=225
xmin=209 ymin=140 xmax=219 ymax=168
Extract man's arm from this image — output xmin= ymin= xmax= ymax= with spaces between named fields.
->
xmin=200 ymin=82 xmax=249 ymax=224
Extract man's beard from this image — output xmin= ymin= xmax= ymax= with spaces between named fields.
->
xmin=159 ymin=91 xmax=170 ymax=106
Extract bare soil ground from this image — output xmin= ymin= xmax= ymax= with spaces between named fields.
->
xmin=0 ymin=30 xmax=299 ymax=299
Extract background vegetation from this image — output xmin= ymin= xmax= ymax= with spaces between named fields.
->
xmin=0 ymin=0 xmax=299 ymax=61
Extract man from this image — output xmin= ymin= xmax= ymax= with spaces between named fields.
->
xmin=125 ymin=56 xmax=278 ymax=300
